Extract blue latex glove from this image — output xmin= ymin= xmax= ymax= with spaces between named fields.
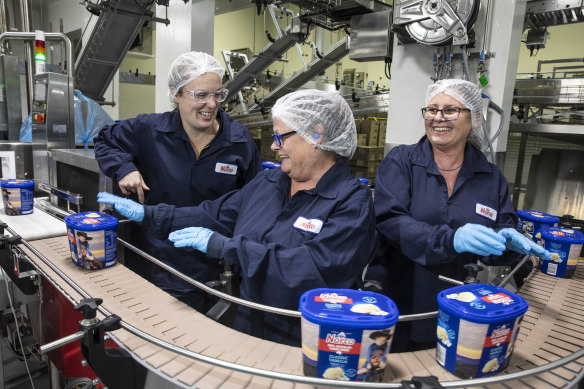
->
xmin=168 ymin=227 xmax=215 ymax=253
xmin=453 ymin=223 xmax=507 ymax=256
xmin=498 ymin=228 xmax=551 ymax=260
xmin=96 ymin=192 xmax=144 ymax=222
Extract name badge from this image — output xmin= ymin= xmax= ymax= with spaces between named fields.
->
xmin=476 ymin=203 xmax=497 ymax=221
xmin=215 ymin=162 xmax=237 ymax=175
xmin=293 ymin=217 xmax=324 ymax=234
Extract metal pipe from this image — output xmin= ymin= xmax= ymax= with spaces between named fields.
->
xmin=39 ymin=331 xmax=84 ymax=353
xmin=0 ymin=32 xmax=74 ymax=77
xmin=117 ymin=238 xmax=300 ymax=318
xmin=19 ymin=0 xmax=32 ymax=111
xmin=496 ymin=255 xmax=531 ymax=288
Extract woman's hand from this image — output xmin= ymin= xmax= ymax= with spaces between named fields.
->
xmin=498 ymin=228 xmax=551 ymax=260
xmin=97 ymin=192 xmax=144 ymax=222
xmin=453 ymin=223 xmax=507 ymax=256
xmin=118 ymin=171 xmax=150 ymax=204
xmin=168 ymin=227 xmax=215 ymax=253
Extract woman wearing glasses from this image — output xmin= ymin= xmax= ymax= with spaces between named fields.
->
xmin=98 ymin=89 xmax=376 ymax=345
xmin=93 ymin=51 xmax=261 ymax=312
xmin=367 ymin=79 xmax=549 ymax=352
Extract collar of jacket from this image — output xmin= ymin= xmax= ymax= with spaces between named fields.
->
xmin=264 ymin=158 xmax=351 ymax=200
xmin=410 ymin=135 xmax=492 ymax=176
xmin=156 ymin=108 xmax=250 ymax=144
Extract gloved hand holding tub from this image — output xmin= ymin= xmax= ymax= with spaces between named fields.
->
xmin=498 ymin=228 xmax=551 ymax=260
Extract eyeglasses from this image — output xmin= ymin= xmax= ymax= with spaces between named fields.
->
xmin=271 ymin=130 xmax=296 ymax=146
xmin=421 ymin=107 xmax=470 ymax=121
xmin=182 ymin=88 xmax=229 ymax=104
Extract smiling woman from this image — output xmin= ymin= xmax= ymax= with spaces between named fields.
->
xmin=98 ymin=89 xmax=376 ymax=346
xmin=366 ymin=78 xmax=550 ymax=353
xmin=93 ymin=51 xmax=261 ymax=313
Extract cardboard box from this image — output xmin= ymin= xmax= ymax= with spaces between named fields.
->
xmin=377 ymin=121 xmax=387 ymax=146
xmin=357 ymin=134 xmax=368 ymax=147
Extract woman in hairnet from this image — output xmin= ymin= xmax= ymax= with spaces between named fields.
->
xmin=98 ymin=89 xmax=376 ymax=346
xmin=93 ymin=51 xmax=261 ymax=313
xmin=368 ymin=79 xmax=550 ymax=351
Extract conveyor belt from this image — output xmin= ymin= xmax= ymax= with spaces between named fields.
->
xmin=17 ymin=233 xmax=584 ymax=387
xmin=0 ymin=206 xmax=66 ymax=241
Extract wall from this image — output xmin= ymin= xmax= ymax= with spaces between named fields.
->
xmin=516 ymin=23 xmax=584 ymax=76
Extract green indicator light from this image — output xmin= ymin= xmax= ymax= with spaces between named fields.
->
xmin=35 ymin=53 xmax=46 ymax=61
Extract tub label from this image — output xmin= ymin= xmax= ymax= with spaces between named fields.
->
xmin=215 ymin=162 xmax=237 ymax=175
xmin=67 ymin=228 xmax=117 ymax=270
xmin=475 ymin=203 xmax=497 ymax=221
xmin=316 ymin=326 xmax=362 ymax=381
xmin=294 ymin=217 xmax=323 ymax=234
xmin=437 ymin=313 xmax=522 ymax=379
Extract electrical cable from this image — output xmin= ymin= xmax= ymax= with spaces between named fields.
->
xmin=3 ymin=272 xmax=36 ymax=389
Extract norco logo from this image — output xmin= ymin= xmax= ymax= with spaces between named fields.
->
xmin=325 ymin=334 xmax=355 ymax=345
xmin=475 ymin=203 xmax=497 ymax=221
xmin=293 ymin=217 xmax=323 ymax=234
xmin=67 ymin=230 xmax=76 ymax=244
xmin=215 ymin=163 xmax=237 ymax=175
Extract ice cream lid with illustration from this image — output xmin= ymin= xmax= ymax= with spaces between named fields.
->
xmin=299 ymin=288 xmax=399 ymax=329
xmin=540 ymin=226 xmax=584 ymax=244
xmin=64 ymin=211 xmax=119 ymax=231
xmin=437 ymin=284 xmax=528 ymax=323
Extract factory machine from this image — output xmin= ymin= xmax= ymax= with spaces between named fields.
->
xmin=1 ymin=0 xmax=584 ymax=388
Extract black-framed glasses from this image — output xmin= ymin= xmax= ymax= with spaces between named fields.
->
xmin=182 ymin=88 xmax=229 ymax=104
xmin=271 ymin=130 xmax=297 ymax=146
xmin=421 ymin=107 xmax=470 ymax=121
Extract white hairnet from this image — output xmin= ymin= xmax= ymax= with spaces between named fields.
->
xmin=425 ymin=79 xmax=483 ymax=148
xmin=271 ymin=89 xmax=357 ymax=159
xmin=167 ymin=51 xmax=225 ymax=103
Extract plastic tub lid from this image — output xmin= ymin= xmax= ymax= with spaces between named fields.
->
xmin=299 ymin=288 xmax=399 ymax=329
xmin=516 ymin=210 xmax=559 ymax=224
xmin=64 ymin=212 xmax=119 ymax=231
xmin=261 ymin=161 xmax=281 ymax=169
xmin=540 ymin=226 xmax=584 ymax=244
xmin=357 ymin=177 xmax=369 ymax=185
xmin=437 ymin=284 xmax=528 ymax=324
xmin=1 ymin=179 xmax=35 ymax=188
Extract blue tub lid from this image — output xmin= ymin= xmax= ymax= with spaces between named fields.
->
xmin=64 ymin=212 xmax=119 ymax=231
xmin=437 ymin=284 xmax=528 ymax=323
xmin=540 ymin=226 xmax=584 ymax=244
xmin=516 ymin=210 xmax=559 ymax=223
xmin=299 ymin=288 xmax=399 ymax=329
xmin=1 ymin=179 xmax=35 ymax=188
xmin=261 ymin=161 xmax=281 ymax=170
xmin=357 ymin=177 xmax=370 ymax=185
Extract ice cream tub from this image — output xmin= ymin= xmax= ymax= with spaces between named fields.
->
xmin=516 ymin=210 xmax=559 ymax=242
xmin=299 ymin=288 xmax=399 ymax=382
xmin=261 ymin=161 xmax=281 ymax=170
xmin=64 ymin=212 xmax=119 ymax=270
xmin=436 ymin=283 xmax=528 ymax=379
xmin=0 ymin=179 xmax=35 ymax=216
xmin=538 ymin=226 xmax=584 ymax=279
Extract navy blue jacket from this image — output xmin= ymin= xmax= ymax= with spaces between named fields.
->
xmin=94 ymin=109 xmax=261 ymax=298
xmin=368 ymin=136 xmax=519 ymax=343
xmin=142 ymin=158 xmax=376 ymax=345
